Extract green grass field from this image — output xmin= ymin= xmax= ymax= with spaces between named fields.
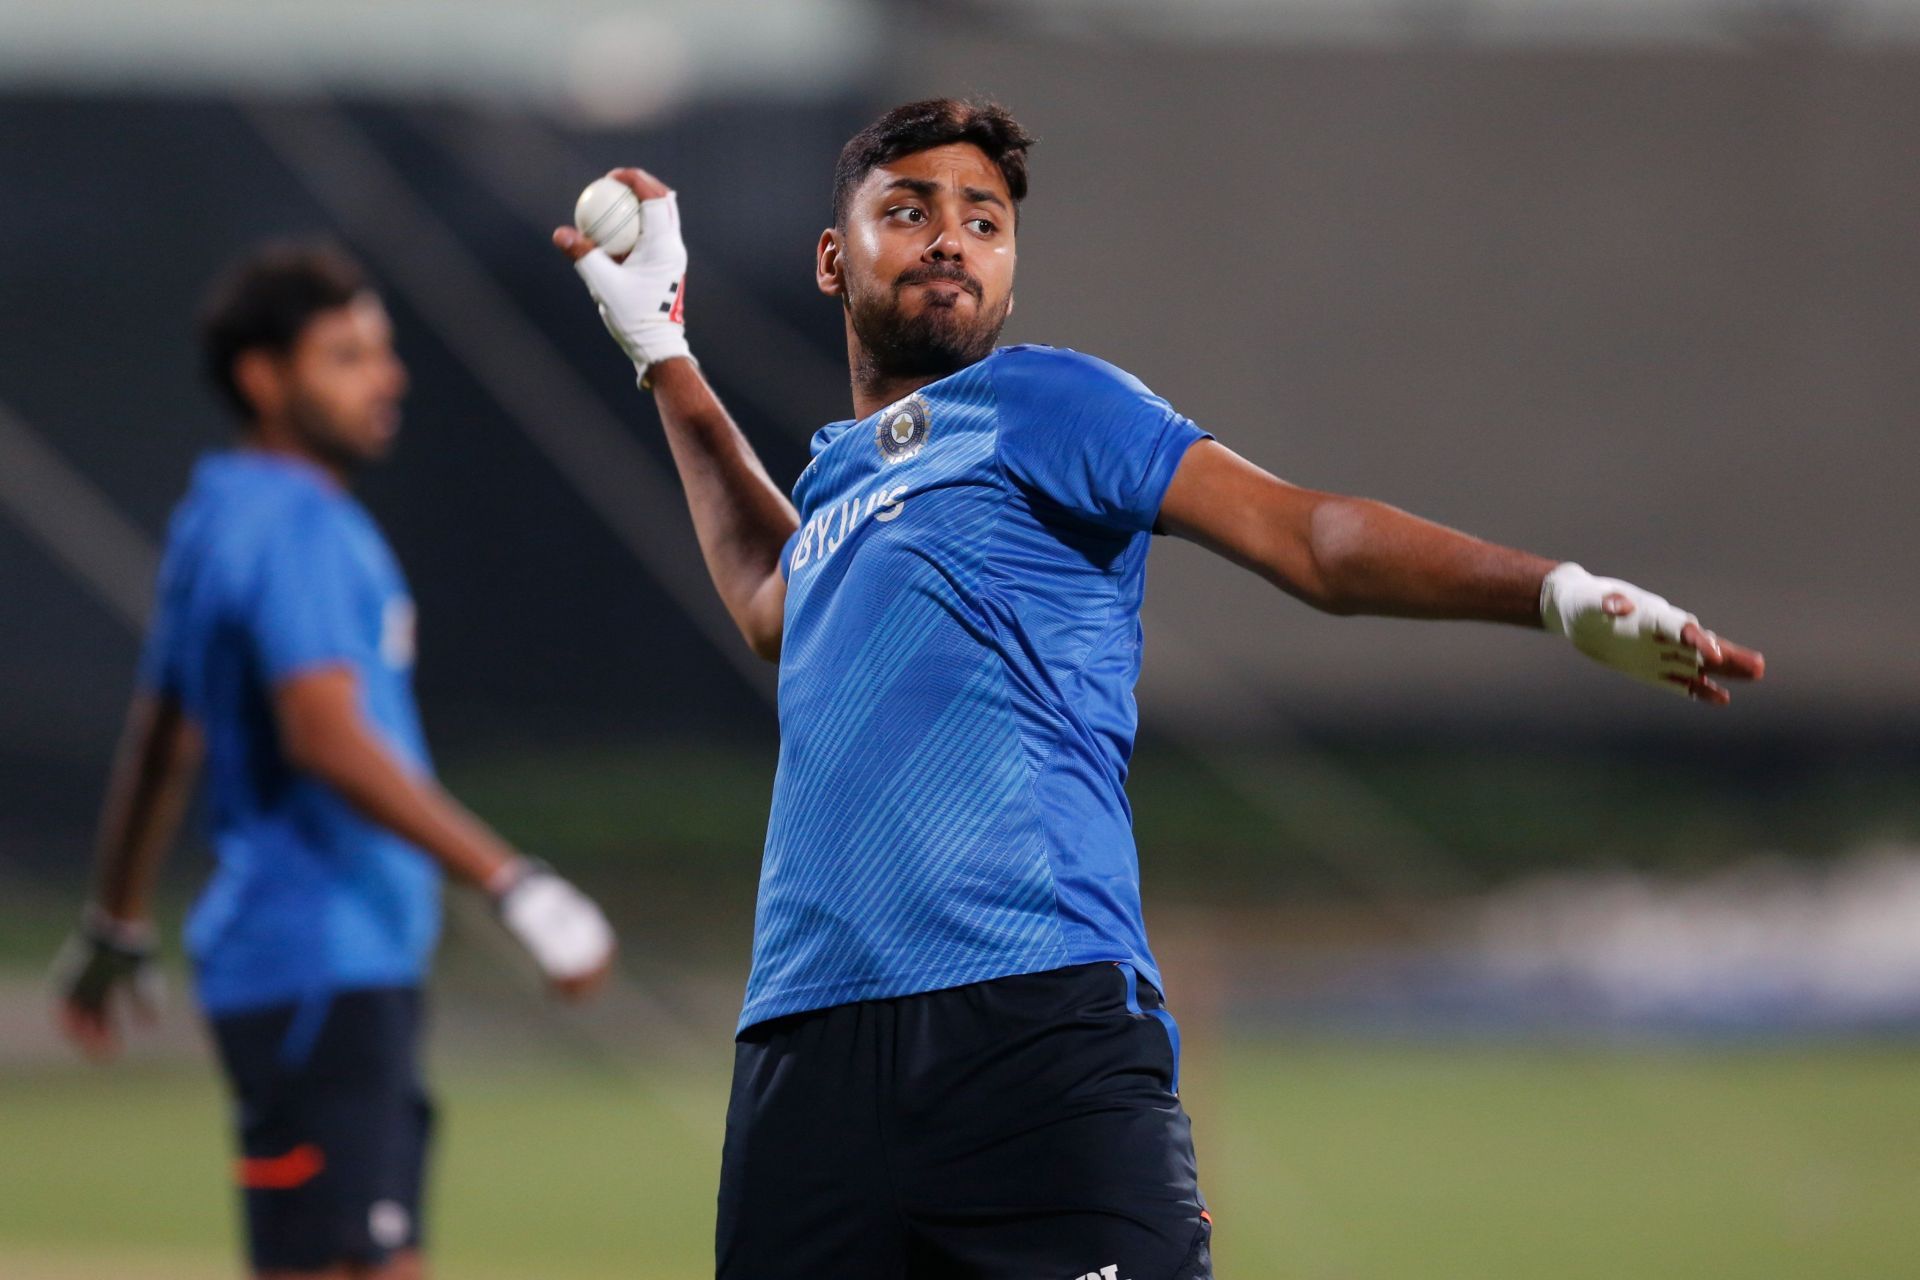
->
xmin=4 ymin=1040 xmax=1918 ymax=1279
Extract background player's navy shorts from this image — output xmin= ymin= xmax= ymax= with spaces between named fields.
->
xmin=209 ymin=985 xmax=433 ymax=1273
xmin=718 ymin=962 xmax=1213 ymax=1279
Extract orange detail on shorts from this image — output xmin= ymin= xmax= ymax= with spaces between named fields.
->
xmin=237 ymin=1143 xmax=326 ymax=1190
xmin=1200 ymin=1209 xmax=1213 ymax=1225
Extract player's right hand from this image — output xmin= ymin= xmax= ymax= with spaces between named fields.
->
xmin=553 ymin=168 xmax=693 ymax=387
xmin=493 ymin=860 xmax=617 ymax=1000
xmin=1539 ymin=562 xmax=1764 ymax=703
xmin=52 ymin=907 xmax=165 ymax=1061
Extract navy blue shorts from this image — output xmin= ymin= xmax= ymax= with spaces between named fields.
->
xmin=208 ymin=985 xmax=433 ymax=1273
xmin=717 ymin=962 xmax=1212 ymax=1279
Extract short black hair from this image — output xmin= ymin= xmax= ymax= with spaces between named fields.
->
xmin=832 ymin=98 xmax=1035 ymax=228
xmin=198 ymin=240 xmax=370 ymax=421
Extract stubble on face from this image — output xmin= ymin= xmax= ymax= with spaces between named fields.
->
xmin=281 ymin=296 xmax=406 ymax=474
xmin=844 ymin=258 xmax=1011 ymax=384
xmin=283 ymin=385 xmax=386 ymax=474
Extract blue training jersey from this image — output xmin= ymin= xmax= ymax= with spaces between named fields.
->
xmin=741 ymin=344 xmax=1211 ymax=1030
xmin=140 ymin=450 xmax=441 ymax=1014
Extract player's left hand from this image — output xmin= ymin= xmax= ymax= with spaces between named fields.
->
xmin=552 ymin=168 xmax=693 ymax=386
xmin=51 ymin=907 xmax=165 ymax=1061
xmin=1540 ymin=562 xmax=1765 ymax=704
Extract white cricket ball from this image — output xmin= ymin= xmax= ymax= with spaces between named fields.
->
xmin=574 ymin=176 xmax=641 ymax=259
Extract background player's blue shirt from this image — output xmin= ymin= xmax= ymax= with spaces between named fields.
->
xmin=742 ymin=345 xmax=1211 ymax=1030
xmin=140 ymin=451 xmax=441 ymax=1014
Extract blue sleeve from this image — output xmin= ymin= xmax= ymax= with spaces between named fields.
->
xmin=249 ymin=500 xmax=370 ymax=683
xmin=991 ymin=346 xmax=1211 ymax=534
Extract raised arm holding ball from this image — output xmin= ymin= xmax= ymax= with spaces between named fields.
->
xmin=556 ymin=169 xmax=794 ymax=660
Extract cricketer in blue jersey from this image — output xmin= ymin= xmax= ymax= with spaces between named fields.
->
xmin=558 ymin=99 xmax=1764 ymax=1280
xmin=747 ymin=344 xmax=1208 ymax=1029
xmin=55 ymin=243 xmax=615 ymax=1280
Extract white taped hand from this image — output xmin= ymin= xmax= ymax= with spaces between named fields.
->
xmin=496 ymin=865 xmax=616 ymax=984
xmin=1540 ymin=562 xmax=1704 ymax=696
xmin=573 ymin=190 xmax=693 ymax=385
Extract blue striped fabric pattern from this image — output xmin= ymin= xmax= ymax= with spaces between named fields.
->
xmin=739 ymin=345 xmax=1209 ymax=1030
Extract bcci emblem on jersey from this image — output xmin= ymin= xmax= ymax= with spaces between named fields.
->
xmin=876 ymin=396 xmax=930 ymax=463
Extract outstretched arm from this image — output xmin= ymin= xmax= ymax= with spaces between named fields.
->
xmin=1158 ymin=439 xmax=1764 ymax=702
xmin=554 ymin=169 xmax=798 ymax=661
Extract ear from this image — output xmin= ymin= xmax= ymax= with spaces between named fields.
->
xmin=816 ymin=227 xmax=844 ymax=299
xmin=231 ymin=349 xmax=284 ymax=421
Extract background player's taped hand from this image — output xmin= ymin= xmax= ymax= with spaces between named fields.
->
xmin=52 ymin=906 xmax=165 ymax=1055
xmin=1540 ymin=562 xmax=1704 ymax=696
xmin=573 ymin=190 xmax=693 ymax=387
xmin=494 ymin=861 xmax=617 ymax=987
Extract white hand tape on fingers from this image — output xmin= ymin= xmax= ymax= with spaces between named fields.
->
xmin=567 ymin=185 xmax=694 ymax=380
xmin=1538 ymin=562 xmax=1583 ymax=636
xmin=639 ymin=192 xmax=678 ymax=245
xmin=574 ymin=248 xmax=621 ymax=289
xmin=1544 ymin=561 xmax=1719 ymax=695
xmin=1644 ymin=600 xmax=1697 ymax=643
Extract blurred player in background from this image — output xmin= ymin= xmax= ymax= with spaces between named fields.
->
xmin=52 ymin=243 xmax=617 ymax=1280
xmin=555 ymin=99 xmax=1764 ymax=1279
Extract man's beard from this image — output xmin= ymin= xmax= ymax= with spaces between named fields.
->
xmin=287 ymin=394 xmax=384 ymax=475
xmin=846 ymin=264 xmax=1010 ymax=384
